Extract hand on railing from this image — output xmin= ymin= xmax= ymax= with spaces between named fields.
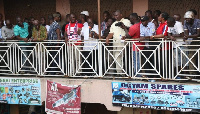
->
xmin=183 ymin=35 xmax=188 ymax=42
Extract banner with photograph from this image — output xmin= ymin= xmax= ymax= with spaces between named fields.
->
xmin=46 ymin=80 xmax=81 ymax=114
xmin=112 ymin=82 xmax=200 ymax=112
xmin=0 ymin=78 xmax=41 ymax=105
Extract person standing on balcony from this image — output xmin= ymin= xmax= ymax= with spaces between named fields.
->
xmin=81 ymin=18 xmax=101 ymax=76
xmin=183 ymin=11 xmax=200 ymax=76
xmin=65 ymin=13 xmax=83 ymax=75
xmin=40 ymin=17 xmax=50 ymax=33
xmin=139 ymin=16 xmax=156 ymax=78
xmin=106 ymin=10 xmax=131 ymax=76
xmin=152 ymin=10 xmax=161 ymax=28
xmin=47 ymin=13 xmax=62 ymax=75
xmin=149 ymin=12 xmax=170 ymax=79
xmin=28 ymin=17 xmax=35 ymax=38
xmin=101 ymin=11 xmax=111 ymax=35
xmin=167 ymin=17 xmax=186 ymax=78
xmin=14 ymin=16 xmax=31 ymax=74
xmin=1 ymin=20 xmax=14 ymax=40
xmin=61 ymin=14 xmax=70 ymax=37
xmin=145 ymin=10 xmax=158 ymax=30
xmin=121 ymin=13 xmax=144 ymax=77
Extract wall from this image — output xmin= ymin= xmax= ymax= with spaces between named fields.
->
xmin=56 ymin=0 xmax=70 ymax=21
xmin=133 ymin=0 xmax=148 ymax=16
xmin=0 ymin=0 xmax=4 ymax=20
xmin=4 ymin=0 xmax=56 ymax=24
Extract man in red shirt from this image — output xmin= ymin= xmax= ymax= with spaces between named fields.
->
xmin=65 ymin=14 xmax=83 ymax=75
xmin=122 ymin=13 xmax=144 ymax=77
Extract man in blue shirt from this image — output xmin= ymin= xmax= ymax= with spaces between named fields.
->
xmin=14 ymin=16 xmax=32 ymax=74
xmin=140 ymin=16 xmax=156 ymax=80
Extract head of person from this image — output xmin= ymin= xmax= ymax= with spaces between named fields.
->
xmin=40 ymin=17 xmax=46 ymax=26
xmin=48 ymin=15 xmax=54 ymax=24
xmin=87 ymin=18 xmax=94 ymax=28
xmin=184 ymin=11 xmax=195 ymax=24
xmin=16 ymin=16 xmax=23 ymax=27
xmin=23 ymin=18 xmax=29 ymax=23
xmin=66 ymin=14 xmax=70 ymax=23
xmin=0 ymin=13 xmax=3 ymax=20
xmin=141 ymin=16 xmax=149 ymax=27
xmin=79 ymin=14 xmax=87 ymax=23
xmin=167 ymin=17 xmax=175 ymax=27
xmin=105 ymin=18 xmax=115 ymax=27
xmin=158 ymin=12 xmax=169 ymax=22
xmin=29 ymin=17 xmax=35 ymax=25
xmin=173 ymin=14 xmax=181 ymax=21
xmin=5 ymin=20 xmax=13 ymax=29
xmin=56 ymin=12 xmax=62 ymax=22
xmin=53 ymin=13 xmax=61 ymax=22
xmin=33 ymin=20 xmax=40 ymax=29
xmin=103 ymin=11 xmax=110 ymax=20
xmin=129 ymin=13 xmax=139 ymax=24
xmin=188 ymin=9 xmax=197 ymax=16
xmin=70 ymin=13 xmax=76 ymax=23
xmin=114 ymin=10 xmax=123 ymax=21
xmin=145 ymin=10 xmax=153 ymax=19
xmin=80 ymin=11 xmax=89 ymax=18
xmin=153 ymin=10 xmax=161 ymax=19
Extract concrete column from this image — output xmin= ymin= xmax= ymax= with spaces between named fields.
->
xmin=56 ymin=0 xmax=70 ymax=21
xmin=0 ymin=0 xmax=5 ymax=19
xmin=133 ymin=0 xmax=148 ymax=16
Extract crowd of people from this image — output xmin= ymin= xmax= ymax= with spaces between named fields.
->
xmin=0 ymin=9 xmax=199 ymax=79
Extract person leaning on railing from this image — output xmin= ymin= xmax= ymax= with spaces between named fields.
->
xmin=183 ymin=11 xmax=200 ymax=76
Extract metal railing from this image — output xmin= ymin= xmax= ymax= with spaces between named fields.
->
xmin=0 ymin=39 xmax=200 ymax=80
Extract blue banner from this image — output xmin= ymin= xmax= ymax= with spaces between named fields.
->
xmin=112 ymin=82 xmax=200 ymax=112
xmin=0 ymin=78 xmax=41 ymax=105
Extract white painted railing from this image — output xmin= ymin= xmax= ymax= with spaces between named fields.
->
xmin=0 ymin=39 xmax=199 ymax=81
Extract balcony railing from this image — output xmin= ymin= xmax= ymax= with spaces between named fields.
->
xmin=0 ymin=39 xmax=200 ymax=81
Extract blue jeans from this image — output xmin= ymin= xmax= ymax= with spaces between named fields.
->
xmin=133 ymin=51 xmax=141 ymax=77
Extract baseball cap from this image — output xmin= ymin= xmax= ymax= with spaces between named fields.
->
xmin=140 ymin=16 xmax=149 ymax=21
xmin=80 ymin=11 xmax=89 ymax=16
xmin=184 ymin=11 xmax=194 ymax=19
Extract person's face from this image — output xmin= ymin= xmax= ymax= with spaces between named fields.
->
xmin=106 ymin=19 xmax=113 ymax=27
xmin=70 ymin=14 xmax=76 ymax=23
xmin=167 ymin=21 xmax=175 ymax=27
xmin=185 ymin=18 xmax=193 ymax=24
xmin=34 ymin=21 xmax=39 ymax=29
xmin=88 ymin=19 xmax=94 ymax=28
xmin=114 ymin=12 xmax=122 ymax=21
xmin=30 ymin=18 xmax=34 ymax=24
xmin=173 ymin=15 xmax=180 ymax=21
xmin=158 ymin=14 xmax=163 ymax=22
xmin=145 ymin=12 xmax=151 ymax=18
xmin=17 ymin=18 xmax=23 ymax=27
xmin=142 ymin=20 xmax=148 ymax=27
xmin=6 ymin=22 xmax=12 ymax=29
xmin=103 ymin=13 xmax=108 ymax=20
xmin=129 ymin=15 xmax=137 ymax=24
xmin=40 ymin=18 xmax=45 ymax=25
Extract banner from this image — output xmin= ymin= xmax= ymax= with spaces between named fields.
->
xmin=0 ymin=78 xmax=41 ymax=105
xmin=46 ymin=80 xmax=81 ymax=114
xmin=112 ymin=82 xmax=200 ymax=112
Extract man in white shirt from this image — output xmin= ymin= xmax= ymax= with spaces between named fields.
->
xmin=106 ymin=10 xmax=131 ymax=76
xmin=167 ymin=17 xmax=187 ymax=77
xmin=81 ymin=18 xmax=100 ymax=76
xmin=1 ymin=20 xmax=15 ymax=40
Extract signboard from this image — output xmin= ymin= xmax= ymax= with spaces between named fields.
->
xmin=112 ymin=82 xmax=200 ymax=112
xmin=0 ymin=78 xmax=41 ymax=105
xmin=46 ymin=80 xmax=81 ymax=114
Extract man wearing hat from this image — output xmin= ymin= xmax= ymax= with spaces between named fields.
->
xmin=140 ymin=16 xmax=156 ymax=78
xmin=183 ymin=11 xmax=200 ymax=75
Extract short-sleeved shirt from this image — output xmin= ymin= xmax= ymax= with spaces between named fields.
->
xmin=184 ymin=19 xmax=200 ymax=35
xmin=168 ymin=21 xmax=185 ymax=48
xmin=140 ymin=22 xmax=155 ymax=37
xmin=156 ymin=21 xmax=170 ymax=50
xmin=32 ymin=25 xmax=47 ymax=41
xmin=14 ymin=22 xmax=29 ymax=38
xmin=48 ymin=21 xmax=60 ymax=41
xmin=128 ymin=23 xmax=144 ymax=51
xmin=110 ymin=18 xmax=131 ymax=45
xmin=1 ymin=26 xmax=14 ymax=40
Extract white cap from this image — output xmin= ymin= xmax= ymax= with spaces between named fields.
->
xmin=80 ymin=11 xmax=89 ymax=16
xmin=184 ymin=11 xmax=194 ymax=19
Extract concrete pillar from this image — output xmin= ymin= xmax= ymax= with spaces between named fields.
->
xmin=133 ymin=0 xmax=148 ymax=16
xmin=56 ymin=0 xmax=70 ymax=21
xmin=0 ymin=0 xmax=5 ymax=19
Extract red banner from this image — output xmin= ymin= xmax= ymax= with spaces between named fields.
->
xmin=45 ymin=80 xmax=81 ymax=114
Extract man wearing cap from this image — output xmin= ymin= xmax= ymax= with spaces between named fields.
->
xmin=140 ymin=16 xmax=156 ymax=77
xmin=47 ymin=13 xmax=61 ymax=75
xmin=80 ymin=11 xmax=89 ymax=20
xmin=106 ymin=10 xmax=131 ymax=76
xmin=183 ymin=11 xmax=200 ymax=75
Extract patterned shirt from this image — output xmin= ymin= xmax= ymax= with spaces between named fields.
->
xmin=13 ymin=22 xmax=29 ymax=38
xmin=48 ymin=21 xmax=60 ymax=40
xmin=32 ymin=25 xmax=47 ymax=41
xmin=184 ymin=19 xmax=200 ymax=35
xmin=101 ymin=21 xmax=107 ymax=34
